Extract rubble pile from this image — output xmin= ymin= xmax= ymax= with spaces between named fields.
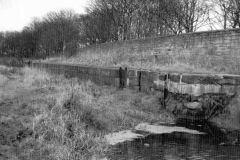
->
xmin=165 ymin=93 xmax=235 ymax=120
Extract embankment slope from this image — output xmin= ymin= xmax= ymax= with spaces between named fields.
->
xmin=47 ymin=28 xmax=240 ymax=74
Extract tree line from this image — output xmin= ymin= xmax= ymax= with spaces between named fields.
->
xmin=0 ymin=0 xmax=240 ymax=58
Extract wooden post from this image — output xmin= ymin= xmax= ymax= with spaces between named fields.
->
xmin=124 ymin=67 xmax=128 ymax=88
xmin=163 ymin=73 xmax=169 ymax=108
xmin=27 ymin=61 xmax=32 ymax=67
xmin=119 ymin=67 xmax=123 ymax=88
xmin=138 ymin=71 xmax=142 ymax=91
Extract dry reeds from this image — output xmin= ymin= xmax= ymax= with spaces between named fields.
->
xmin=0 ymin=66 xmax=174 ymax=159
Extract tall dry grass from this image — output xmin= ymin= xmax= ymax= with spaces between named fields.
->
xmin=0 ymin=66 xmax=173 ymax=159
xmin=0 ymin=57 xmax=24 ymax=67
xmin=0 ymin=67 xmax=108 ymax=159
xmin=43 ymin=40 xmax=240 ymax=74
xmin=16 ymin=68 xmax=108 ymax=159
xmin=44 ymin=51 xmax=220 ymax=74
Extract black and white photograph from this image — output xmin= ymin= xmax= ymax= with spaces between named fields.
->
xmin=0 ymin=0 xmax=240 ymax=159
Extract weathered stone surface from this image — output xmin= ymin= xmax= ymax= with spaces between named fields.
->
xmin=168 ymin=73 xmax=240 ymax=85
xmin=166 ymin=103 xmax=176 ymax=112
xmin=76 ymin=28 xmax=240 ymax=74
xmin=166 ymin=80 xmax=238 ymax=96
xmin=184 ymin=102 xmax=203 ymax=110
xmin=182 ymin=109 xmax=188 ymax=115
xmin=32 ymin=60 xmax=240 ymax=97
xmin=198 ymin=97 xmax=204 ymax=102
xmin=176 ymin=103 xmax=184 ymax=111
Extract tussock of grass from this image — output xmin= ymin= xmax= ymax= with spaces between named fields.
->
xmin=0 ymin=66 xmax=173 ymax=159
xmin=0 ymin=65 xmax=22 ymax=76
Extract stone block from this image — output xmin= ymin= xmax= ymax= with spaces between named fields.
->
xmin=166 ymin=103 xmax=176 ymax=112
xmin=184 ymin=102 xmax=203 ymax=110
xmin=176 ymin=103 xmax=184 ymax=111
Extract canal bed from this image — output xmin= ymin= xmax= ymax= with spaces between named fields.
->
xmin=105 ymin=120 xmax=240 ymax=160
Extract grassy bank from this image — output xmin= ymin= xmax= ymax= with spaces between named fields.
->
xmin=44 ymin=53 xmax=217 ymax=74
xmin=42 ymin=36 xmax=240 ymax=74
xmin=0 ymin=66 xmax=174 ymax=160
xmin=0 ymin=57 xmax=24 ymax=67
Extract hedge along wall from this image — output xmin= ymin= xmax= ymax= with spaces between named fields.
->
xmin=77 ymin=28 xmax=240 ymax=74
xmin=32 ymin=62 xmax=240 ymax=97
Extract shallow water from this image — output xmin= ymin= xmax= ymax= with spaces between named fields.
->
xmin=107 ymin=120 xmax=240 ymax=160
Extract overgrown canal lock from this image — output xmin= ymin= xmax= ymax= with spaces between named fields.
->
xmin=29 ymin=61 xmax=240 ymax=121
xmin=26 ymin=61 xmax=240 ymax=159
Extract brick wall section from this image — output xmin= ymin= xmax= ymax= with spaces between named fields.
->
xmin=78 ymin=29 xmax=240 ymax=74
xmin=32 ymin=62 xmax=240 ymax=96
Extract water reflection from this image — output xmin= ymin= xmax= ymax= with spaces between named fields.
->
xmin=108 ymin=120 xmax=240 ymax=160
xmin=108 ymin=133 xmax=240 ymax=160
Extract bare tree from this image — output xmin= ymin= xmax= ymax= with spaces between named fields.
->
xmin=212 ymin=0 xmax=234 ymax=29
xmin=0 ymin=32 xmax=4 ymax=56
xmin=229 ymin=0 xmax=240 ymax=28
xmin=39 ymin=9 xmax=80 ymax=56
xmin=162 ymin=0 xmax=211 ymax=33
xmin=0 ymin=0 xmax=216 ymax=58
xmin=212 ymin=0 xmax=240 ymax=29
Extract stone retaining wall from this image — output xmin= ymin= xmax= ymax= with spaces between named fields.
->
xmin=77 ymin=28 xmax=240 ymax=74
xmin=32 ymin=62 xmax=240 ymax=96
xmin=31 ymin=62 xmax=240 ymax=119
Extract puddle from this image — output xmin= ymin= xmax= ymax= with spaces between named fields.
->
xmin=105 ymin=123 xmax=204 ymax=145
xmin=105 ymin=130 xmax=144 ymax=145
xmin=106 ymin=121 xmax=240 ymax=160
xmin=135 ymin=123 xmax=205 ymax=135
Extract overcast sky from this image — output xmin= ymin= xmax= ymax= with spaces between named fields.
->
xmin=0 ymin=0 xmax=88 ymax=32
